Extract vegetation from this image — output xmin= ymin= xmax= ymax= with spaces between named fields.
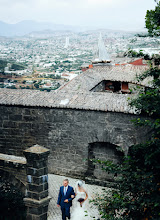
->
xmin=145 ymin=1 xmax=160 ymax=36
xmin=0 ymin=60 xmax=8 ymax=72
xmin=34 ymin=83 xmax=39 ymax=88
xmin=11 ymin=63 xmax=26 ymax=71
xmin=91 ymin=57 xmax=160 ymax=219
xmin=0 ymin=59 xmax=27 ymax=73
xmin=47 ymin=74 xmax=61 ymax=79
xmin=124 ymin=49 xmax=145 ymax=58
xmin=0 ymin=178 xmax=26 ymax=220
xmin=135 ymin=33 xmax=149 ymax=38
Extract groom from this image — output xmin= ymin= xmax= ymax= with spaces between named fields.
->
xmin=57 ymin=179 xmax=75 ymax=220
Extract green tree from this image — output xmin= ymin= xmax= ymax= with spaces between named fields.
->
xmin=11 ymin=63 xmax=26 ymax=70
xmin=92 ymin=58 xmax=160 ymax=219
xmin=124 ymin=49 xmax=145 ymax=58
xmin=34 ymin=83 xmax=39 ymax=89
xmin=0 ymin=59 xmax=8 ymax=72
xmin=145 ymin=1 xmax=160 ymax=36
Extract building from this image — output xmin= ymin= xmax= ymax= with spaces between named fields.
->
xmin=0 ymin=36 xmax=151 ymax=185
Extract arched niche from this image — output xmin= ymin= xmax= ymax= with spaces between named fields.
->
xmin=86 ymin=142 xmax=124 ymax=182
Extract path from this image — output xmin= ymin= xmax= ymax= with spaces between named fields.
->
xmin=48 ymin=174 xmax=107 ymax=220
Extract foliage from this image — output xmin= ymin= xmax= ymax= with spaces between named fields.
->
xmin=48 ymin=74 xmax=61 ymax=79
xmin=135 ymin=33 xmax=149 ymax=38
xmin=0 ymin=179 xmax=26 ymax=220
xmin=91 ymin=60 xmax=160 ymax=219
xmin=0 ymin=59 xmax=27 ymax=72
xmin=145 ymin=2 xmax=160 ymax=36
xmin=34 ymin=83 xmax=39 ymax=88
xmin=9 ymin=85 xmax=17 ymax=89
xmin=124 ymin=49 xmax=145 ymax=58
xmin=0 ymin=60 xmax=8 ymax=72
xmin=11 ymin=63 xmax=26 ymax=71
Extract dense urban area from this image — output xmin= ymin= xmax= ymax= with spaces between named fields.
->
xmin=0 ymin=30 xmax=159 ymax=91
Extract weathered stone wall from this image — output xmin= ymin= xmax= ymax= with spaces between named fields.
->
xmin=0 ymin=105 xmax=148 ymax=182
xmin=87 ymin=142 xmax=124 ymax=182
xmin=0 ymin=153 xmax=27 ymax=194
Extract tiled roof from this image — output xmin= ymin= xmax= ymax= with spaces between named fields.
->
xmin=59 ymin=65 xmax=150 ymax=93
xmin=0 ymin=88 xmax=137 ymax=114
xmin=0 ymin=65 xmax=150 ymax=114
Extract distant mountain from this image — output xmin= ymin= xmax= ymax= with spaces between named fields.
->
xmin=0 ymin=20 xmax=147 ymax=37
xmin=0 ymin=20 xmax=79 ymax=37
xmin=27 ymin=29 xmax=73 ymax=38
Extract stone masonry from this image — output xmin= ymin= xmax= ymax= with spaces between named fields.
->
xmin=24 ymin=145 xmax=51 ymax=220
xmin=0 ymin=105 xmax=148 ymax=184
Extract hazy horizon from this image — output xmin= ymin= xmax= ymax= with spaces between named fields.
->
xmin=0 ymin=0 xmax=157 ymax=31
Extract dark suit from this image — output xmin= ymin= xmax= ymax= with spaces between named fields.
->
xmin=57 ymin=185 xmax=75 ymax=220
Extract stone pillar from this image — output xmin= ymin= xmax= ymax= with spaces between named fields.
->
xmin=23 ymin=144 xmax=51 ymax=220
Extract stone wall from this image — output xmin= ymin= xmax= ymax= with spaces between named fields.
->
xmin=0 ymin=105 xmax=148 ymax=183
xmin=87 ymin=142 xmax=124 ymax=182
xmin=0 ymin=153 xmax=27 ymax=193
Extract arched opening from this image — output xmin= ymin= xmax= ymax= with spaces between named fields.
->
xmin=0 ymin=170 xmax=26 ymax=220
xmin=86 ymin=142 xmax=124 ymax=182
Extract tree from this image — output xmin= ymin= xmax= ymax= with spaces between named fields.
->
xmin=34 ymin=83 xmax=39 ymax=89
xmin=145 ymin=1 xmax=160 ymax=36
xmin=124 ymin=49 xmax=145 ymax=58
xmin=0 ymin=59 xmax=8 ymax=73
xmin=92 ymin=57 xmax=160 ymax=219
xmin=11 ymin=63 xmax=26 ymax=71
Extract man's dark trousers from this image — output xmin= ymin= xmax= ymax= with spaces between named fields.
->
xmin=61 ymin=204 xmax=70 ymax=220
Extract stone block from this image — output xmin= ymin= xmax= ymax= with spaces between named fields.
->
xmin=3 ymin=121 xmax=17 ymax=128
xmin=23 ymin=115 xmax=36 ymax=122
xmin=32 ymin=175 xmax=48 ymax=185
xmin=24 ymin=109 xmax=32 ymax=116
xmin=9 ymin=114 xmax=22 ymax=121
xmin=26 ymin=214 xmax=32 ymax=220
xmin=27 ymin=160 xmax=47 ymax=169
xmin=32 ymin=213 xmax=48 ymax=220
xmin=29 ymin=190 xmax=48 ymax=200
xmin=27 ymin=167 xmax=47 ymax=177
xmin=29 ymin=206 xmax=43 ymax=215
xmin=28 ymin=183 xmax=44 ymax=193
xmin=19 ymin=123 xmax=32 ymax=129
xmin=43 ymin=183 xmax=48 ymax=191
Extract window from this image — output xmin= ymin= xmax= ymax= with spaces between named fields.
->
xmin=105 ymin=81 xmax=121 ymax=92
xmin=121 ymin=82 xmax=130 ymax=94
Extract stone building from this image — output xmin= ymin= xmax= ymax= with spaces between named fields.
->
xmin=0 ymin=61 xmax=150 ymax=185
xmin=0 ymin=35 xmax=151 ymax=185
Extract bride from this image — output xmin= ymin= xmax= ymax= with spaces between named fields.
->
xmin=71 ymin=180 xmax=90 ymax=220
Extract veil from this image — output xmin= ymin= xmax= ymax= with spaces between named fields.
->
xmin=74 ymin=180 xmax=86 ymax=193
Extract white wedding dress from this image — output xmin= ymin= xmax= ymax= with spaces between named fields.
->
xmin=71 ymin=190 xmax=90 ymax=220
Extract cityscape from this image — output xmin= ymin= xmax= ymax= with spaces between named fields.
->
xmin=0 ymin=29 xmax=159 ymax=91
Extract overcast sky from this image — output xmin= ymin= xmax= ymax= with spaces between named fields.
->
xmin=0 ymin=0 xmax=157 ymax=30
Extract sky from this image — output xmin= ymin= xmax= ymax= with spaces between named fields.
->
xmin=0 ymin=0 xmax=157 ymax=31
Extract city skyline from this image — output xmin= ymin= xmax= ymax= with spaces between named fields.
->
xmin=0 ymin=0 xmax=157 ymax=31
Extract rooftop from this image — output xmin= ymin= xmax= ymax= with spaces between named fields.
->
xmin=0 ymin=89 xmax=137 ymax=115
xmin=0 ymin=65 xmax=150 ymax=115
xmin=59 ymin=65 xmax=150 ymax=93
